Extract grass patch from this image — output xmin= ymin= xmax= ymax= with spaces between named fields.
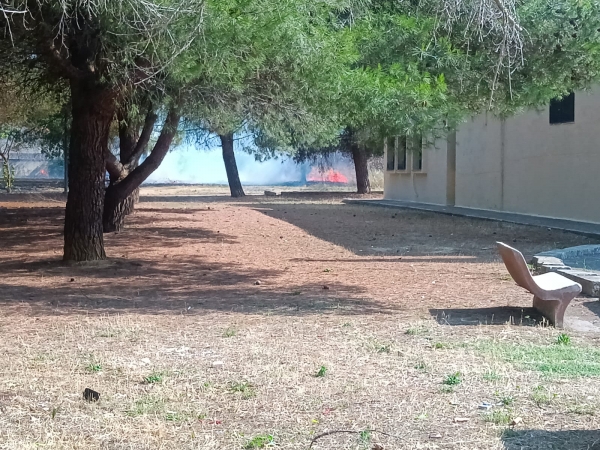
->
xmin=483 ymin=409 xmax=513 ymax=425
xmin=315 ymin=366 xmax=327 ymax=378
xmin=483 ymin=370 xmax=500 ymax=382
xmin=498 ymin=395 xmax=514 ymax=406
xmin=556 ymin=333 xmax=571 ymax=345
xmin=143 ymin=372 xmax=164 ymax=384
xmin=405 ymin=326 xmax=428 ymax=336
xmin=126 ymin=396 xmax=165 ymax=417
xmin=569 ymin=404 xmax=595 ymax=416
xmin=531 ymin=385 xmax=556 ymax=406
xmin=433 ymin=342 xmax=449 ymax=349
xmin=165 ymin=411 xmax=188 ymax=422
xmin=359 ymin=430 xmax=371 ymax=444
xmin=244 ymin=434 xmax=274 ymax=449
xmin=414 ymin=361 xmax=427 ymax=371
xmin=229 ymin=381 xmax=256 ymax=399
xmin=377 ymin=343 xmax=391 ymax=354
xmin=443 ymin=372 xmax=462 ymax=386
xmin=475 ymin=340 xmax=600 ymax=378
xmin=223 ymin=327 xmax=237 ymax=338
xmin=85 ymin=362 xmax=102 ymax=373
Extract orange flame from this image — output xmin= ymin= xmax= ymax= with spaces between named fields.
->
xmin=306 ymin=168 xmax=348 ymax=184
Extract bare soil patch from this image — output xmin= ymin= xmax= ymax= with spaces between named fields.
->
xmin=1 ymin=186 xmax=600 ymax=449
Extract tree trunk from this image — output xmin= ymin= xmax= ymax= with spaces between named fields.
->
xmin=103 ymin=108 xmax=158 ymax=233
xmin=220 ymin=133 xmax=245 ymax=197
xmin=103 ymin=107 xmax=180 ymax=232
xmin=63 ymin=80 xmax=115 ymax=261
xmin=351 ymin=143 xmax=371 ymax=194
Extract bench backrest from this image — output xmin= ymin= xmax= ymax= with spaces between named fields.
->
xmin=496 ymin=242 xmax=537 ymax=293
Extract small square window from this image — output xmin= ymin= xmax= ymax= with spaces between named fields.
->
xmin=549 ymin=92 xmax=575 ymax=124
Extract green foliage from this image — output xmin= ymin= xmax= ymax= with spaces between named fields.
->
xmin=244 ymin=434 xmax=274 ymax=449
xmin=85 ymin=363 xmax=102 ymax=373
xmin=443 ymin=372 xmax=462 ymax=386
xmin=556 ymin=333 xmax=571 ymax=345
xmin=531 ymin=385 xmax=557 ymax=406
xmin=143 ymin=372 xmax=164 ymax=384
xmin=223 ymin=327 xmax=237 ymax=338
xmin=359 ymin=430 xmax=371 ymax=443
xmin=315 ymin=366 xmax=328 ymax=378
xmin=483 ymin=409 xmax=513 ymax=425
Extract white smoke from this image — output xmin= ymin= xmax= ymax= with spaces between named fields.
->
xmin=145 ymin=143 xmax=305 ymax=185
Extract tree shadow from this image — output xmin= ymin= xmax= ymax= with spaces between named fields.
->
xmin=429 ymin=307 xmax=546 ymax=327
xmin=502 ymin=429 xmax=600 ymax=449
xmin=248 ymin=202 xmax=594 ymax=260
xmin=583 ymin=300 xmax=600 ymax=317
xmin=0 ymin=255 xmax=395 ymax=317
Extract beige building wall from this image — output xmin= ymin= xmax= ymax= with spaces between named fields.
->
xmin=383 ymin=137 xmax=449 ymax=205
xmin=455 ymin=113 xmax=504 ymax=210
xmin=384 ymin=88 xmax=600 ymax=223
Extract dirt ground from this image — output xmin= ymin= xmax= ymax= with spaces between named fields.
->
xmin=1 ymin=185 xmax=600 ymax=450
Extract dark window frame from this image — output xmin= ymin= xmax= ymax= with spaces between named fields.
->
xmin=549 ymin=92 xmax=575 ymax=124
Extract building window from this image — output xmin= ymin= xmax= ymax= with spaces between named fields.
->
xmin=385 ymin=134 xmax=424 ymax=172
xmin=396 ymin=136 xmax=407 ymax=171
xmin=385 ymin=137 xmax=395 ymax=171
xmin=549 ymin=92 xmax=575 ymax=124
xmin=409 ymin=134 xmax=423 ymax=171
xmin=385 ymin=136 xmax=408 ymax=172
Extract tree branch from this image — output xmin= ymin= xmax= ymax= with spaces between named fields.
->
xmin=104 ymin=148 xmax=126 ymax=180
xmin=127 ymin=109 xmax=158 ymax=166
xmin=47 ymin=42 xmax=87 ymax=80
xmin=106 ymin=106 xmax=180 ymax=203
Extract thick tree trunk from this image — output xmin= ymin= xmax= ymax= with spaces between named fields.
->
xmin=351 ymin=143 xmax=371 ymax=194
xmin=220 ymin=133 xmax=245 ymax=198
xmin=103 ymin=107 xmax=180 ymax=232
xmin=63 ymin=80 xmax=115 ymax=261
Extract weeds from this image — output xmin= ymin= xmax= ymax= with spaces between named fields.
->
xmin=85 ymin=363 xmax=102 ymax=373
xmin=315 ymin=366 xmax=327 ymax=378
xmin=126 ymin=396 xmax=165 ymax=417
xmin=229 ymin=381 xmax=256 ymax=399
xmin=483 ymin=410 xmax=513 ymax=425
xmin=377 ymin=344 xmax=391 ymax=354
xmin=531 ymin=386 xmax=556 ymax=406
xmin=499 ymin=395 xmax=514 ymax=406
xmin=244 ymin=434 xmax=274 ymax=449
xmin=144 ymin=372 xmax=164 ymax=384
xmin=556 ymin=333 xmax=571 ymax=345
xmin=223 ymin=327 xmax=237 ymax=338
xmin=483 ymin=371 xmax=500 ymax=382
xmin=359 ymin=430 xmax=371 ymax=443
xmin=443 ymin=372 xmax=462 ymax=386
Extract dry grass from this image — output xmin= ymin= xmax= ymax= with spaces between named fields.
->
xmin=1 ymin=186 xmax=600 ymax=449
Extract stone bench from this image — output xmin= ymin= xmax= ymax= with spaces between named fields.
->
xmin=497 ymin=242 xmax=582 ymax=328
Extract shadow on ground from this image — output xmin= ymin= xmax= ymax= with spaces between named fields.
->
xmin=502 ymin=429 xmax=600 ymax=450
xmin=430 ymin=307 xmax=546 ymax=327
xmin=248 ymin=202 xmax=597 ymax=260
xmin=0 ymin=205 xmax=397 ymax=317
